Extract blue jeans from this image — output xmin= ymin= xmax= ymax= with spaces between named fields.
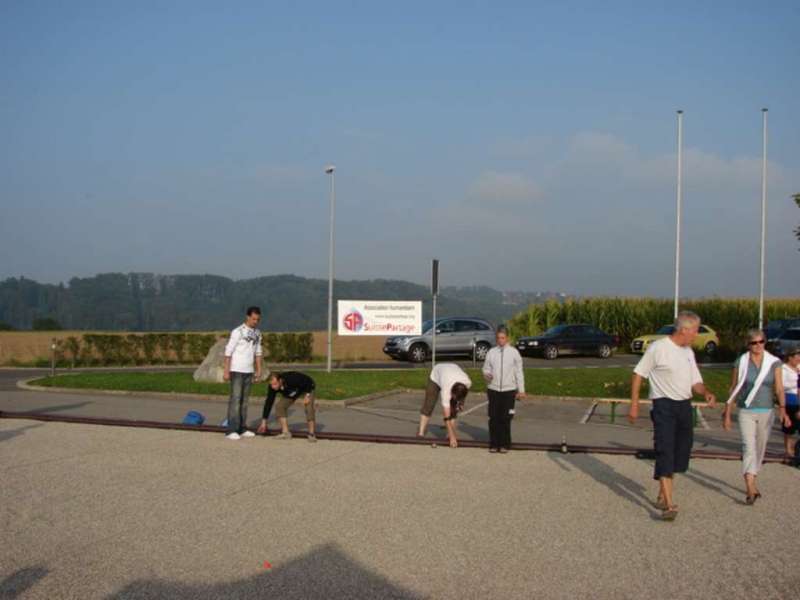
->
xmin=227 ymin=372 xmax=253 ymax=434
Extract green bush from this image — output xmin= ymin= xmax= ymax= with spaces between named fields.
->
xmin=262 ymin=332 xmax=313 ymax=362
xmin=188 ymin=334 xmax=217 ymax=363
xmin=63 ymin=336 xmax=81 ymax=368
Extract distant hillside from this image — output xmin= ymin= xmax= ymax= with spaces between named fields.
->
xmin=0 ymin=273 xmax=543 ymax=332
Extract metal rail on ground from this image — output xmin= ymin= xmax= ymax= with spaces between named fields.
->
xmin=1 ymin=410 xmax=791 ymax=465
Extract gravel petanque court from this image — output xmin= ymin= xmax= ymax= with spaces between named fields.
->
xmin=1 ymin=418 xmax=798 ymax=599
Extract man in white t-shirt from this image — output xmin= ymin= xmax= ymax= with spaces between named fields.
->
xmin=417 ymin=363 xmax=471 ymax=448
xmin=223 ymin=306 xmax=263 ymax=440
xmin=628 ymin=310 xmax=716 ymax=520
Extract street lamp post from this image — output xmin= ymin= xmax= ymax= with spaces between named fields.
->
xmin=758 ymin=109 xmax=768 ymax=330
xmin=325 ymin=165 xmax=336 ymax=373
xmin=673 ymin=110 xmax=683 ymax=320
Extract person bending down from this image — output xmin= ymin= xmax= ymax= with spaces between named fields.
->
xmin=417 ymin=363 xmax=471 ymax=448
xmin=258 ymin=372 xmax=318 ymax=442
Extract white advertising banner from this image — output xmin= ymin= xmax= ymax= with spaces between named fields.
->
xmin=337 ymin=300 xmax=422 ymax=336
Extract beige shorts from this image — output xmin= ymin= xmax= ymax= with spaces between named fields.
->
xmin=275 ymin=392 xmax=316 ymax=421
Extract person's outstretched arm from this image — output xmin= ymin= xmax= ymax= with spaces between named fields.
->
xmin=628 ymin=373 xmax=643 ymax=424
xmin=514 ymin=350 xmax=526 ymax=399
xmin=258 ymin=387 xmax=277 ymax=433
xmin=443 ymin=405 xmax=458 ymax=448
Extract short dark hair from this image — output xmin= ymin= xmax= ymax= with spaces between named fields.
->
xmin=451 ymin=383 xmax=469 ymax=402
xmin=450 ymin=382 xmax=469 ymax=417
xmin=246 ymin=306 xmax=261 ymax=316
xmin=496 ymin=325 xmax=508 ymax=336
xmin=271 ymin=372 xmax=283 ymax=381
xmin=785 ymin=347 xmax=800 ymax=359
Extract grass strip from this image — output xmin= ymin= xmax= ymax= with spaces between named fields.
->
xmin=30 ymin=367 xmax=732 ymax=402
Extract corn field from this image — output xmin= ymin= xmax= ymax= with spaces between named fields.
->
xmin=507 ymin=297 xmax=800 ymax=355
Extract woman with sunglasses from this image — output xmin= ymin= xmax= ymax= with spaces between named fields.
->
xmin=723 ymin=329 xmax=791 ymax=504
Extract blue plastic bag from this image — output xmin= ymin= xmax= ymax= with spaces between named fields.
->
xmin=182 ymin=410 xmax=205 ymax=426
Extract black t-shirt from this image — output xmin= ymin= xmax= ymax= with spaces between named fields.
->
xmin=263 ymin=372 xmax=316 ymax=418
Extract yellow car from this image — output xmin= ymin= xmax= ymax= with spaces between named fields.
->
xmin=631 ymin=324 xmax=719 ymax=355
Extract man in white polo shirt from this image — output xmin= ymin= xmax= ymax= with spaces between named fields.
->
xmin=417 ymin=362 xmax=471 ymax=448
xmin=223 ymin=306 xmax=263 ymax=440
xmin=628 ymin=310 xmax=716 ymax=520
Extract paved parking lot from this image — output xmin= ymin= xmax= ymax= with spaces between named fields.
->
xmin=0 ymin=384 xmax=785 ymax=457
xmin=2 ymin=418 xmax=798 ymax=599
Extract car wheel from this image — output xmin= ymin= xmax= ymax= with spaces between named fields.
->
xmin=544 ymin=344 xmax=558 ymax=360
xmin=598 ymin=344 xmax=612 ymax=359
xmin=474 ymin=342 xmax=491 ymax=361
xmin=704 ymin=341 xmax=717 ymax=355
xmin=408 ymin=343 xmax=428 ymax=363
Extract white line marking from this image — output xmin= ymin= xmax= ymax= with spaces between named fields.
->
xmin=580 ymin=402 xmax=598 ymax=424
xmin=460 ymin=400 xmax=489 ymax=417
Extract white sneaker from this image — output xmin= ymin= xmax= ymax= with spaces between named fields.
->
xmin=241 ymin=430 xmax=256 ymax=438
xmin=225 ymin=432 xmax=241 ymax=440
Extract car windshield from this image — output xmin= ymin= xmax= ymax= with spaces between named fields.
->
xmin=422 ymin=320 xmax=434 ymax=334
xmin=656 ymin=325 xmax=676 ymax=335
xmin=543 ymin=325 xmax=569 ymax=336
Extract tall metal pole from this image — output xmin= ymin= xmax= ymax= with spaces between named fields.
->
xmin=431 ymin=293 xmax=437 ymax=368
xmin=325 ymin=165 xmax=336 ymax=373
xmin=758 ymin=108 xmax=768 ymax=330
xmin=673 ymin=110 xmax=683 ymax=320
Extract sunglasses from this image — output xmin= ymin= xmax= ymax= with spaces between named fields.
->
xmin=748 ymin=340 xmax=766 ymax=346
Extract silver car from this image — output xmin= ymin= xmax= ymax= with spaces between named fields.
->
xmin=383 ymin=317 xmax=495 ymax=363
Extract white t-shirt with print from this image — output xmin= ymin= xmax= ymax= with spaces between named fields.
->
xmin=634 ymin=337 xmax=702 ymax=401
xmin=224 ymin=324 xmax=263 ymax=373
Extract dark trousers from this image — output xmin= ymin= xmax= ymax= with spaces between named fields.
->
xmin=487 ymin=389 xmax=516 ymax=449
xmin=650 ymin=398 xmax=693 ymax=480
xmin=227 ymin=372 xmax=253 ymax=434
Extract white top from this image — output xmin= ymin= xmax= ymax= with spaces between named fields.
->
xmin=482 ymin=345 xmax=525 ymax=394
xmin=634 ymin=337 xmax=702 ymax=401
xmin=783 ymin=364 xmax=799 ymax=395
xmin=430 ymin=363 xmax=472 ymax=408
xmin=224 ymin=324 xmax=263 ymax=373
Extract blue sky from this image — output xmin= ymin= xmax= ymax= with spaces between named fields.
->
xmin=1 ymin=1 xmax=798 ymax=297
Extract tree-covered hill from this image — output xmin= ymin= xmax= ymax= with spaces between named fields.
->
xmin=0 ymin=273 xmax=533 ymax=331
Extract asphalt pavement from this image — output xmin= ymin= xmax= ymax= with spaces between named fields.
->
xmin=2 ymin=418 xmax=798 ymax=599
xmin=0 ymin=380 xmax=786 ymax=457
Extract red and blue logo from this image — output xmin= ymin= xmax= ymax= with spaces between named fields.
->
xmin=343 ymin=309 xmax=364 ymax=332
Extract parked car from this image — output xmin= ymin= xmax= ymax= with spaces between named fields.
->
xmin=631 ymin=324 xmax=719 ymax=355
xmin=515 ymin=324 xmax=619 ymax=360
xmin=383 ymin=317 xmax=495 ymax=363
xmin=768 ymin=328 xmax=800 ymax=358
xmin=765 ymin=318 xmax=800 ymax=343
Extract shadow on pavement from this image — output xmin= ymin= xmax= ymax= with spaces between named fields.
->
xmin=0 ymin=423 xmax=44 ymax=444
xmin=548 ymin=452 xmax=660 ymax=519
xmin=108 ymin=543 xmax=423 ymax=600
xmin=684 ymin=468 xmax=743 ymax=504
xmin=0 ymin=565 xmax=49 ymax=598
xmin=28 ymin=401 xmax=94 ymax=415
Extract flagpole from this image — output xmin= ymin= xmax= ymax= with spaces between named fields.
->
xmin=673 ymin=110 xmax=683 ymax=320
xmin=758 ymin=108 xmax=768 ymax=330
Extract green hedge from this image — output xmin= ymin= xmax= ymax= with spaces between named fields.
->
xmin=58 ymin=333 xmax=217 ymax=366
xmin=507 ymin=297 xmax=800 ymax=357
xmin=263 ymin=332 xmax=314 ymax=362
xmin=52 ymin=331 xmax=314 ymax=366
